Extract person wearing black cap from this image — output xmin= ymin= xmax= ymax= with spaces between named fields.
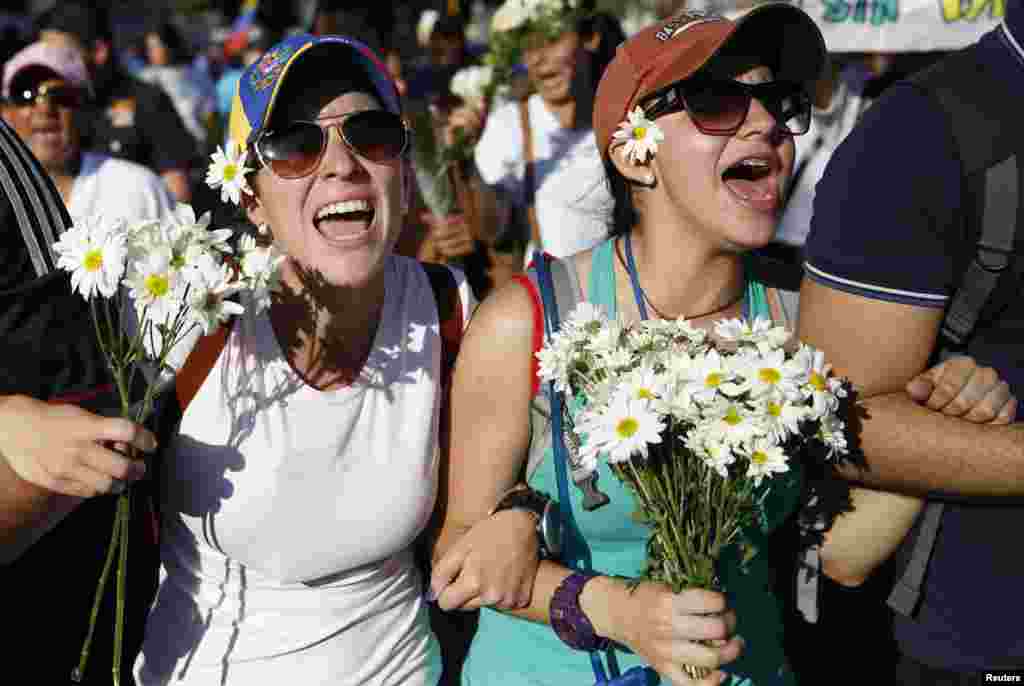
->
xmin=35 ymin=1 xmax=197 ymax=203
xmin=800 ymin=0 xmax=1024 ymax=679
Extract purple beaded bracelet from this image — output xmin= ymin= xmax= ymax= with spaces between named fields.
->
xmin=550 ymin=572 xmax=610 ymax=652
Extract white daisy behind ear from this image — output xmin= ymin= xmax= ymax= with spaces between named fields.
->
xmin=206 ymin=141 xmax=253 ymax=205
xmin=613 ymin=107 xmax=665 ymax=165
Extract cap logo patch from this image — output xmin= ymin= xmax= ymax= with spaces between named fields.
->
xmin=250 ymin=44 xmax=297 ymax=91
xmin=655 ymin=11 xmax=725 ymax=41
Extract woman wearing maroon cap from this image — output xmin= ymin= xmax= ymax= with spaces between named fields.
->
xmin=428 ymin=4 xmax=1014 ymax=686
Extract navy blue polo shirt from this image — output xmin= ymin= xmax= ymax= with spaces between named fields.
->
xmin=805 ymin=23 xmax=1024 ymax=671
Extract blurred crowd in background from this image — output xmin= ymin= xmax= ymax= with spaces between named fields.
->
xmin=0 ymin=0 xmax=953 ymax=289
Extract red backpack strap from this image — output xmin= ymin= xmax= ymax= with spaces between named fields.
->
xmin=512 ymin=273 xmax=544 ymax=398
xmin=175 ymin=321 xmax=232 ymax=413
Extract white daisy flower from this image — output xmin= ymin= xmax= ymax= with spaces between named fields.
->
xmin=53 ymin=215 xmax=128 ymax=299
xmin=699 ymin=396 xmax=762 ymax=446
xmin=624 ymin=365 xmax=666 ymax=403
xmin=238 ymin=234 xmax=285 ymax=312
xmin=536 ymin=342 xmax=573 ymax=393
xmin=126 ymin=247 xmax=183 ymax=322
xmin=758 ymin=394 xmax=808 ymax=443
xmin=491 ymin=0 xmax=531 ymax=32
xmin=745 ymin=348 xmax=804 ymax=400
xmin=612 ymin=107 xmax=665 ymax=165
xmin=450 ymin=65 xmax=495 ymax=107
xmin=743 ymin=438 xmax=790 ymax=486
xmin=600 ymin=347 xmax=635 ymax=372
xmin=565 ymin=302 xmax=608 ymax=336
xmin=582 ymin=390 xmax=665 ymax=464
xmin=714 ymin=317 xmax=790 ymax=351
xmin=206 ymin=141 xmax=253 ymax=205
xmin=680 ymin=349 xmax=733 ymax=404
xmin=171 ymin=203 xmax=234 ymax=255
xmin=187 ymin=259 xmax=245 ymax=335
xmin=790 ymin=345 xmax=846 ymax=418
xmin=589 ymin=319 xmax=623 ymax=357
xmin=817 ymin=414 xmax=849 ymax=460
xmin=684 ymin=428 xmax=736 ymax=478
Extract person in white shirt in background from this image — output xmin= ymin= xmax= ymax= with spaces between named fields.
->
xmin=443 ymin=1 xmax=624 ymax=263
xmin=1 ymin=42 xmax=176 ymax=225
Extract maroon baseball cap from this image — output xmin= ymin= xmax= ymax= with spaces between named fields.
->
xmin=594 ymin=3 xmax=827 ymax=157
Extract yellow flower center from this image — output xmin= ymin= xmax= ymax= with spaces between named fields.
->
xmin=724 ymin=406 xmax=742 ymax=426
xmin=705 ymin=372 xmax=723 ymax=388
xmin=83 ymin=249 xmax=104 ymax=272
xmin=751 ymin=450 xmax=768 ymax=465
xmin=633 ymin=126 xmax=647 ymax=139
xmin=144 ymin=274 xmax=170 ymax=299
xmin=616 ymin=417 xmax=639 ymax=439
xmin=810 ymin=372 xmax=827 ymax=391
xmin=759 ymin=368 xmax=781 ymax=385
xmin=223 ymin=164 xmax=238 ymax=182
xmin=637 ymin=388 xmax=654 ymax=401
xmin=767 ymin=402 xmax=782 ymax=418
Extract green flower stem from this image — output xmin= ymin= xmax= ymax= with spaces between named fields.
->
xmin=112 ymin=491 xmax=131 ymax=686
xmin=71 ymin=500 xmax=123 ymax=683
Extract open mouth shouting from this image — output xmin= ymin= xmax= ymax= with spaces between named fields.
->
xmin=720 ymin=155 xmax=783 ymax=214
xmin=313 ymin=198 xmax=376 ymax=245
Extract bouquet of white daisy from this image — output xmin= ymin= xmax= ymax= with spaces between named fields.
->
xmin=537 ymin=306 xmax=854 ymax=678
xmin=53 ymin=203 xmax=284 ymax=685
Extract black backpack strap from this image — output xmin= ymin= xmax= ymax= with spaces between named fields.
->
xmin=907 ymin=44 xmax=1024 ymax=347
xmin=422 ymin=262 xmax=465 ymax=390
xmin=941 ymin=156 xmax=1020 ymax=345
xmin=886 ymin=502 xmax=945 ymax=617
xmin=885 ymin=43 xmax=1024 ymax=618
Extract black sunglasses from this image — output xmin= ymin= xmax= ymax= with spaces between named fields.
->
xmin=255 ymin=109 xmax=409 ymax=180
xmin=6 ymin=82 xmax=85 ymax=110
xmin=640 ymin=79 xmax=811 ymax=137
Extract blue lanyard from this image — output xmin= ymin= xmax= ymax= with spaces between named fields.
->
xmin=622 ymin=233 xmax=750 ymax=320
xmin=622 ymin=233 xmax=650 ymax=321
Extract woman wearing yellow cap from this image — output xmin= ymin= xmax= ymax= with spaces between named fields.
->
xmin=132 ymin=33 xmax=475 ymax=686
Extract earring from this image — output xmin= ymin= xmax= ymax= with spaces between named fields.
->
xmin=257 ymin=223 xmax=269 ymax=235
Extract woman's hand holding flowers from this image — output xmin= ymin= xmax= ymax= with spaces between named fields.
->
xmin=582 ymin=576 xmax=742 ymax=686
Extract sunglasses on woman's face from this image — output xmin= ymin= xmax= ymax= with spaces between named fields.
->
xmin=640 ymin=78 xmax=812 ymax=137
xmin=6 ymin=81 xmax=85 ymax=109
xmin=254 ymin=109 xmax=409 ymax=180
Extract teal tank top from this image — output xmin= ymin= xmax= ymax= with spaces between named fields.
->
xmin=461 ymin=239 xmax=801 ymax=686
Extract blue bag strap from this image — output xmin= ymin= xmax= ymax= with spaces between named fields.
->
xmin=533 ymin=253 xmax=591 ymax=572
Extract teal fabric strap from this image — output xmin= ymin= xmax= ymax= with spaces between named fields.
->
xmin=589 ymin=239 xmax=618 ymax=318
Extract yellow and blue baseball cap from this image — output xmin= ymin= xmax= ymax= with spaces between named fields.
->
xmin=227 ymin=33 xmax=402 ymax=152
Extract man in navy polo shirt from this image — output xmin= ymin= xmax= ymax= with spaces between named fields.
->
xmin=800 ymin=1 xmax=1024 ymax=680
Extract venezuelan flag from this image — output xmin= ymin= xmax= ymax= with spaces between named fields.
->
xmin=231 ymin=0 xmax=260 ymax=33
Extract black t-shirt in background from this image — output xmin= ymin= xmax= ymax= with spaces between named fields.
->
xmin=77 ymin=66 xmax=197 ymax=174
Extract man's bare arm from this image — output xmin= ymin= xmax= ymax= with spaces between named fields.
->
xmin=798 ymin=278 xmax=1024 ymax=496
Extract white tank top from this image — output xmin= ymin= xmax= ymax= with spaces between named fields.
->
xmin=135 ymin=256 xmax=474 ymax=685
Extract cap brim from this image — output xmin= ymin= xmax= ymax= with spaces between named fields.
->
xmin=718 ymin=3 xmax=827 ymax=89
xmin=643 ymin=3 xmax=827 ymax=98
